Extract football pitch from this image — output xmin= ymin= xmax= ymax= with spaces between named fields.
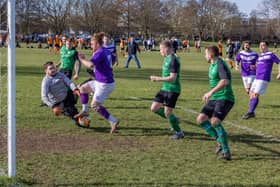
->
xmin=0 ymin=46 xmax=280 ymax=186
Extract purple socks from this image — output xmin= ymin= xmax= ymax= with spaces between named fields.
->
xmin=96 ymin=105 xmax=110 ymax=119
xmin=249 ymin=97 xmax=259 ymax=113
xmin=80 ymin=94 xmax=89 ymax=104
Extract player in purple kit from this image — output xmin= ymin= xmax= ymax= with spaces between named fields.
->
xmin=75 ymin=32 xmax=119 ymax=133
xmin=236 ymin=41 xmax=258 ymax=94
xmin=103 ymin=34 xmax=118 ymax=66
xmin=243 ymin=41 xmax=280 ymax=119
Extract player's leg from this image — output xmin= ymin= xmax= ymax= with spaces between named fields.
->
xmin=163 ymin=92 xmax=183 ymax=139
xmin=151 ymin=90 xmax=165 ymax=118
xmin=211 ymin=100 xmax=234 ymax=160
xmin=132 ymin=54 xmax=141 ymax=69
xmin=243 ymin=79 xmax=268 ymax=119
xmin=74 ymin=81 xmax=95 ymax=118
xmin=164 ymin=106 xmax=184 ymax=139
xmin=196 ymin=101 xmax=218 ymax=140
xmin=125 ymin=54 xmax=132 ymax=68
xmin=91 ymin=82 xmax=119 ymax=133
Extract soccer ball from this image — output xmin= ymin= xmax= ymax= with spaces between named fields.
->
xmin=78 ymin=116 xmax=91 ymax=127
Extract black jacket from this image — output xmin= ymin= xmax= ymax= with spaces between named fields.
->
xmin=126 ymin=41 xmax=140 ymax=55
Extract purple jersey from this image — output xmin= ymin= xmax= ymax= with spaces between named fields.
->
xmin=256 ymin=52 xmax=280 ymax=82
xmin=103 ymin=43 xmax=117 ymax=64
xmin=236 ymin=50 xmax=258 ymax=76
xmin=90 ymin=47 xmax=114 ymax=83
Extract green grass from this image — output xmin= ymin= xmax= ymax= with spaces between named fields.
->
xmin=0 ymin=46 xmax=280 ymax=186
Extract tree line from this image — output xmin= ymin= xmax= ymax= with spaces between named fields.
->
xmin=0 ymin=0 xmax=280 ymax=42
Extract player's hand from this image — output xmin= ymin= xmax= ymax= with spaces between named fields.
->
xmin=250 ymin=65 xmax=256 ymax=70
xmin=73 ymin=89 xmax=80 ymax=96
xmin=202 ymin=91 xmax=212 ymax=103
xmin=73 ymin=74 xmax=79 ymax=80
xmin=150 ymin=75 xmax=158 ymax=82
xmin=277 ymin=73 xmax=280 ymax=80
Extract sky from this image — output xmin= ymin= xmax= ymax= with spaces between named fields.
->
xmin=230 ymin=0 xmax=263 ymax=15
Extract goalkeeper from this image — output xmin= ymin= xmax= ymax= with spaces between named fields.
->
xmin=41 ymin=61 xmax=82 ymax=126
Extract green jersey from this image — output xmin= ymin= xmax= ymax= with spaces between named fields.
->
xmin=59 ymin=46 xmax=77 ymax=71
xmin=161 ymin=54 xmax=181 ymax=93
xmin=209 ymin=58 xmax=234 ymax=102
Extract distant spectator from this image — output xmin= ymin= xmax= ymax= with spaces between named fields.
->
xmin=125 ymin=36 xmax=141 ymax=69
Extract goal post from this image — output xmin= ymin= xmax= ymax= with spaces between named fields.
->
xmin=7 ymin=0 xmax=16 ymax=178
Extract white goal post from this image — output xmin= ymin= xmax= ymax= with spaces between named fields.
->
xmin=7 ymin=0 xmax=16 ymax=178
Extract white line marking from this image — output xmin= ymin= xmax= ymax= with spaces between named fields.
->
xmin=128 ymin=96 xmax=280 ymax=143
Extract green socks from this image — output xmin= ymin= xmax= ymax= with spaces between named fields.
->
xmin=214 ymin=124 xmax=230 ymax=153
xmin=154 ymin=108 xmax=181 ymax=132
xmin=155 ymin=108 xmax=166 ymax=118
xmin=200 ymin=121 xmax=218 ymax=140
xmin=168 ymin=114 xmax=181 ymax=132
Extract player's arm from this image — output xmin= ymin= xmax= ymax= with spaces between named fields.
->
xmin=41 ymin=79 xmax=54 ymax=108
xmin=112 ymin=46 xmax=118 ymax=66
xmin=151 ymin=55 xmax=178 ymax=82
xmin=73 ymin=51 xmax=81 ymax=80
xmin=150 ymin=73 xmax=177 ymax=82
xmin=276 ymin=63 xmax=280 ymax=79
xmin=78 ymin=54 xmax=94 ymax=69
xmin=235 ymin=54 xmax=241 ymax=70
xmin=203 ymin=62 xmax=230 ymax=102
xmin=60 ymin=72 xmax=77 ymax=91
xmin=271 ymin=53 xmax=280 ymax=79
xmin=56 ymin=61 xmax=61 ymax=68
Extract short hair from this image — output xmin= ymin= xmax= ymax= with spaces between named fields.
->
xmin=260 ymin=41 xmax=269 ymax=46
xmin=160 ymin=40 xmax=172 ymax=49
xmin=91 ymin=32 xmax=105 ymax=45
xmin=243 ymin=40 xmax=250 ymax=45
xmin=205 ymin=45 xmax=219 ymax=57
xmin=43 ymin=61 xmax=54 ymax=71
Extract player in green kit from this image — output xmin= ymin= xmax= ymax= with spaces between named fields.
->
xmin=196 ymin=45 xmax=234 ymax=160
xmin=58 ymin=38 xmax=81 ymax=80
xmin=150 ymin=40 xmax=184 ymax=139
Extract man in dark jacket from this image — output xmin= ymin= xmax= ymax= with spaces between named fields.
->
xmin=125 ymin=36 xmax=141 ymax=69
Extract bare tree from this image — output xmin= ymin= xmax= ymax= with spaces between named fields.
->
xmin=134 ymin=0 xmax=169 ymax=38
xmin=39 ymin=0 xmax=72 ymax=34
xmin=180 ymin=0 xmax=240 ymax=40
xmin=0 ymin=1 xmax=7 ymax=31
xmin=16 ymin=0 xmax=46 ymax=34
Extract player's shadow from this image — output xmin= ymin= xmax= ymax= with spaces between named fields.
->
xmin=180 ymin=119 xmax=280 ymax=160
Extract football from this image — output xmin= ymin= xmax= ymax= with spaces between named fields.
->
xmin=78 ymin=116 xmax=91 ymax=127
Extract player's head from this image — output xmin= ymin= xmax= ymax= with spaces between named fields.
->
xmin=205 ymin=45 xmax=219 ymax=63
xmin=159 ymin=40 xmax=172 ymax=57
xmin=91 ymin=32 xmax=105 ymax=52
xmin=62 ymin=36 xmax=67 ymax=44
xmin=259 ymin=41 xmax=268 ymax=53
xmin=243 ymin=41 xmax=251 ymax=51
xmin=65 ymin=38 xmax=72 ymax=50
xmin=103 ymin=34 xmax=110 ymax=45
xmin=227 ymin=38 xmax=231 ymax=43
xmin=43 ymin=61 xmax=56 ymax=76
